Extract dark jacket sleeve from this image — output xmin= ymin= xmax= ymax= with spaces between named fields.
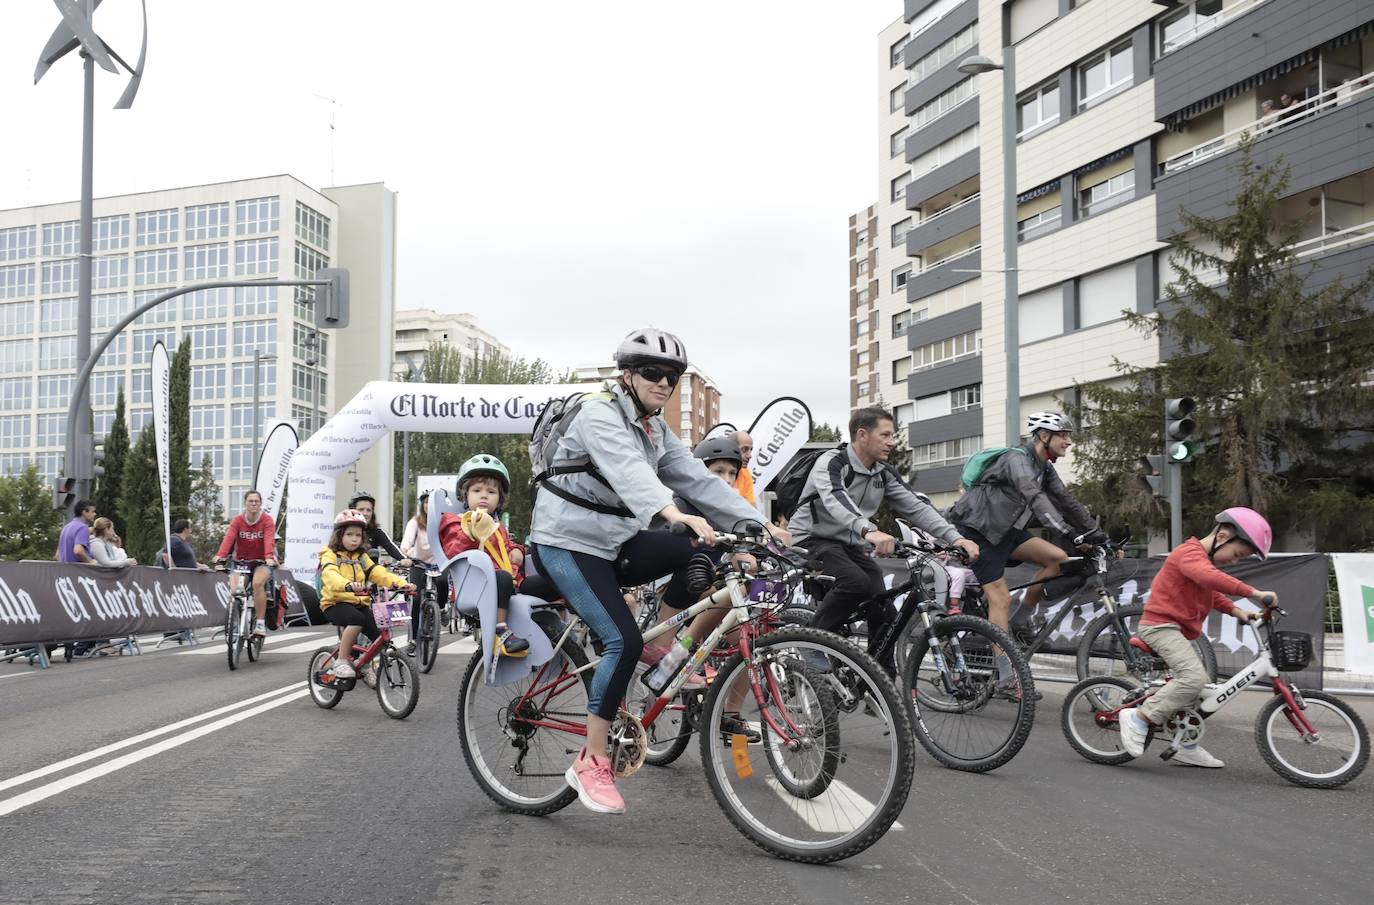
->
xmin=1042 ymin=467 xmax=1095 ymax=534
xmin=882 ymin=466 xmax=962 ymax=544
xmin=369 ymin=524 xmax=406 ymax=561
xmin=1003 ymin=451 xmax=1073 ymax=534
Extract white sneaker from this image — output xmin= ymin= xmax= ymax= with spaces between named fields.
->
xmin=333 ymin=660 xmax=356 ymax=679
xmin=1172 ymin=744 xmax=1224 ymax=768
xmin=1118 ymin=708 xmax=1148 ymax=758
xmin=252 ymin=619 xmax=267 ymax=637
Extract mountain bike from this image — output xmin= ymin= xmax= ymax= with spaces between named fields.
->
xmin=220 ymin=562 xmax=272 ymax=671
xmin=1062 ymin=600 xmax=1368 ymax=788
xmin=407 ymin=563 xmax=443 ymax=674
xmin=456 ymin=528 xmax=915 ymax=864
xmin=778 ymin=538 xmax=1035 ymax=774
xmin=307 ymin=587 xmax=421 ymax=719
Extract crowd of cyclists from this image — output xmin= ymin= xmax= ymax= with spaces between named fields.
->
xmin=202 ymin=324 xmax=1304 ymax=823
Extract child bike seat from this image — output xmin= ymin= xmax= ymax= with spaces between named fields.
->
xmin=1128 ymin=636 xmax=1154 ymax=655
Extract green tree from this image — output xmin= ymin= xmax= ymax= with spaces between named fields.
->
xmin=169 ymin=337 xmax=192 ymax=522
xmin=0 ymin=465 xmax=64 ymax=560
xmin=810 ymin=422 xmax=842 ymax=443
xmin=92 ymin=387 xmax=129 ymax=534
xmin=1070 ymin=143 xmax=1374 ymax=549
xmin=393 ymin=343 xmax=564 ymax=540
xmin=189 ymin=454 xmax=226 ymax=563
xmin=120 ymin=427 xmax=165 ymax=564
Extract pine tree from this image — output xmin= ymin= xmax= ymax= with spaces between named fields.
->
xmin=0 ymin=465 xmax=64 ymax=560
xmin=169 ymin=337 xmax=192 ymax=522
xmin=810 ymin=422 xmax=842 ymax=443
xmin=92 ymin=387 xmax=129 ymax=534
xmin=188 ymin=453 xmax=226 ymax=563
xmin=120 ymin=427 xmax=166 ymax=564
xmin=1070 ymin=142 xmax=1374 ymax=549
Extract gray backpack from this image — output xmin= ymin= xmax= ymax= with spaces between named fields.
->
xmin=528 ymin=391 xmax=633 ymax=517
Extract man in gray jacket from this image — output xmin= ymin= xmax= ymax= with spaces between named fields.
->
xmin=790 ymin=406 xmax=978 ymax=670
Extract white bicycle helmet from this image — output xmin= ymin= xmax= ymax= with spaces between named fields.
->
xmin=1026 ymin=411 xmax=1074 ymax=435
xmin=614 ymin=328 xmax=689 ymax=371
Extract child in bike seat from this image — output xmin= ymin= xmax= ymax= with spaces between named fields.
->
xmin=318 ymin=509 xmax=413 ymax=679
xmin=437 ymin=453 xmax=530 ymax=658
xmin=1118 ymin=507 xmax=1277 ymax=768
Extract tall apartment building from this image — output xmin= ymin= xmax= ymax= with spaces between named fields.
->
xmin=870 ymin=0 xmax=1374 ymax=505
xmin=393 ymin=308 xmax=512 ymax=379
xmin=572 ymin=364 xmax=723 ymax=446
xmin=0 ymin=175 xmax=398 ymax=513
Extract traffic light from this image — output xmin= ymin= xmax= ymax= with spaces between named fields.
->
xmin=53 ymin=476 xmax=76 ymax=511
xmin=1165 ymin=397 xmax=1199 ymax=463
xmin=315 ymin=267 xmax=350 ymax=329
xmin=1137 ymin=454 xmax=1168 ymax=498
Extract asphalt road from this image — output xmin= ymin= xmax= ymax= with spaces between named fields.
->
xmin=2 ymin=629 xmax=1370 ymax=905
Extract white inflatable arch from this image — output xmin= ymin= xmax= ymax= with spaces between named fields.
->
xmin=285 ymin=381 xmax=585 ymax=582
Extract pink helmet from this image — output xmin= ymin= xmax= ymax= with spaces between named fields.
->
xmin=1214 ymin=507 xmax=1272 ymax=559
xmin=334 ymin=509 xmax=368 ymax=528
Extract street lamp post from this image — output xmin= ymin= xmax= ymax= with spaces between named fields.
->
xmin=251 ymin=350 xmax=277 ymax=477
xmin=958 ymin=50 xmax=1020 ymax=447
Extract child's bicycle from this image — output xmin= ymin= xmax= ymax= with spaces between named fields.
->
xmin=1062 ymin=599 xmax=1369 ymax=788
xmin=455 ymin=527 xmax=916 ymax=864
xmin=307 ymin=587 xmax=422 ymax=720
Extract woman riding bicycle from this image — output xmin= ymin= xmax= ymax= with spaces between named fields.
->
xmin=348 ymin=490 xmax=411 ymax=569
xmin=529 ymin=327 xmax=784 ymax=815
xmin=401 ymin=490 xmax=448 ymax=654
xmin=213 ymin=489 xmax=278 ymax=638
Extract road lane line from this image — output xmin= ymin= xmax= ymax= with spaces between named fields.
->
xmin=0 ymin=687 xmax=309 ymax=816
xmin=0 ymin=682 xmax=301 ymax=794
xmin=176 ymin=631 xmax=328 ymax=655
xmin=764 ymin=776 xmax=904 ymax=832
xmin=0 ymin=673 xmax=36 ymax=682
xmin=439 ymin=638 xmax=478 ymax=655
xmin=265 ymin=638 xmax=345 ymax=654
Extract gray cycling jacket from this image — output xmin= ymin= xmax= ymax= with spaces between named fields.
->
xmin=528 ymin=382 xmax=763 ymax=560
xmin=947 ymin=443 xmax=1095 ymax=544
xmin=788 ymin=446 xmax=963 ymax=549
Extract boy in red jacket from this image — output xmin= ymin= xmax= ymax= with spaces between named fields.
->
xmin=438 ymin=454 xmax=530 ymax=658
xmin=1119 ymin=507 xmax=1277 ymax=768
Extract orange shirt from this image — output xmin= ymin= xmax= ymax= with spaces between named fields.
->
xmin=1140 ymin=538 xmax=1255 ymax=639
xmin=734 ymin=467 xmax=756 ymax=506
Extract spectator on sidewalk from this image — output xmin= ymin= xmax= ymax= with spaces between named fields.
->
xmin=56 ymin=500 xmax=97 ymax=564
xmin=159 ymin=519 xmax=209 ymax=570
xmin=89 ymin=518 xmax=137 ymax=566
xmin=732 ymin=431 xmax=757 ymax=505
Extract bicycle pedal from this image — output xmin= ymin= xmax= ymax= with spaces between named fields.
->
xmin=1159 ymin=748 xmax=1176 ymax=761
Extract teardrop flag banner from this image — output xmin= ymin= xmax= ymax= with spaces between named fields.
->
xmin=253 ymin=420 xmax=299 ymax=524
xmin=746 ymin=397 xmax=813 ymax=503
xmin=150 ymin=341 xmax=172 ymax=565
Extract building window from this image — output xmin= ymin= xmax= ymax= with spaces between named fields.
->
xmin=892 ymin=310 xmax=912 ymax=337
xmin=231 ymin=402 xmax=275 ymax=439
xmin=950 ymin=383 xmax=982 ymax=412
xmin=911 ymin=124 xmax=979 ymax=177
xmin=893 ymin=356 xmax=913 ymax=383
xmin=92 ymin=255 xmax=129 ymax=290
xmin=233 ymin=360 xmax=275 ymax=398
xmin=1077 ymin=260 xmax=1136 ymax=328
xmin=41 ymin=297 xmax=77 ymax=332
xmin=186 ymin=323 xmax=227 ymax=359
xmin=856 ymin=227 xmax=870 ymax=246
xmin=135 ymin=248 xmax=178 ymax=286
xmin=235 ymin=237 xmax=279 ymax=276
xmin=1080 ymin=169 xmax=1135 ymax=216
xmin=295 ymin=201 xmax=331 ymax=249
xmin=0 ymin=414 xmax=30 ymax=449
xmin=0 ymin=226 xmax=37 ymax=262
xmin=92 ymin=292 xmax=128 ymax=329
xmin=892 ymin=171 xmax=911 ymax=203
xmin=913 ymin=434 xmax=982 ymax=468
xmin=856 ymin=318 xmax=871 ymax=338
xmin=185 ymin=202 xmax=230 ymax=241
xmin=35 ymin=412 xmax=65 ymax=447
xmin=134 ymin=288 xmax=177 ymax=324
xmin=38 ymin=335 xmax=76 ymax=370
xmin=1019 ymin=285 xmax=1063 ymax=343
xmin=857 ymin=350 xmax=870 ymax=368
xmin=235 ymin=285 xmax=277 ymax=316
xmin=857 ymin=258 xmax=870 ymax=276
xmin=233 ymin=320 xmax=277 ymax=358
xmin=893 ymin=402 xmax=914 ymax=428
xmin=191 ymin=363 xmax=227 ymax=401
xmin=909 ymin=23 xmax=978 ymax=85
xmin=225 ymin=444 xmax=252 ymax=481
xmin=856 ymin=288 xmax=870 ymax=305
xmin=93 ymin=332 xmax=126 ymax=367
xmin=42 ymin=220 xmax=79 ymax=256
xmin=294 ymin=242 xmax=329 ymax=316
xmin=42 ymin=258 xmax=79 ymax=295
xmin=913 ymin=78 xmax=973 ymax=130
xmin=893 ymin=263 xmax=913 ymax=293
xmin=857 ymin=380 xmax=871 ymax=397
xmin=236 ymin=197 xmax=280 ymax=235
xmin=192 ymin=445 xmax=225 ymax=474
xmin=93 ymin=215 xmax=130 ymax=251
xmin=0 ymin=376 xmax=31 ymax=410
xmin=190 ymin=406 xmax=226 ymax=442
xmin=136 ymin=208 xmax=179 ymax=246
xmin=0 ymin=263 xmax=35 ymax=300
xmin=1018 ymin=207 xmax=1062 ymax=242
xmin=90 ymin=372 xmax=121 ymax=406
xmin=132 ymin=327 xmax=177 ymax=364
xmin=890 ymin=83 xmax=907 ymax=113
xmin=911 ymin=329 xmax=982 ymax=371
xmin=0 ymin=301 xmax=34 ymax=336
xmin=1078 ymin=40 xmax=1133 ymax=109
xmin=293 ymin=323 xmax=326 ymax=362
xmin=1017 ymin=81 xmax=1060 ymax=137
xmin=37 ymin=374 xmax=72 ymax=406
xmin=184 ymin=243 xmax=230 ymax=280
xmin=890 ymin=33 xmax=910 ymax=69
xmin=1159 ymin=0 xmax=1224 ymax=55
xmin=182 ymin=288 xmax=229 ymax=321
xmin=890 ymin=126 xmax=909 ymax=158
xmin=892 ymin=218 xmax=912 ymax=247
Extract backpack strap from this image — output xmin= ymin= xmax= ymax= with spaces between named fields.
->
xmin=539 ymin=480 xmax=635 ymax=518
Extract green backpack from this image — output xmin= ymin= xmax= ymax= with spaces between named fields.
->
xmin=959 ymin=447 xmax=1029 ymax=490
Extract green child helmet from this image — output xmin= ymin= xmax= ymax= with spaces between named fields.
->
xmin=458 ymin=453 xmax=510 ymax=493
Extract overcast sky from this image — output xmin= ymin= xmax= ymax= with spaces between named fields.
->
xmin=1 ymin=1 xmax=899 ymax=430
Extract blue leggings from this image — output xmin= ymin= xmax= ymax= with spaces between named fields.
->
xmin=534 ymin=531 xmax=696 ymax=720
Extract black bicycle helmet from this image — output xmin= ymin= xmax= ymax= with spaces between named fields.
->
xmin=692 ymin=435 xmax=743 ymax=466
xmin=348 ymin=491 xmax=376 ymax=508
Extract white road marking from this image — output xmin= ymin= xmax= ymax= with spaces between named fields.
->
xmin=264 ymin=637 xmax=345 ymax=654
xmin=764 ymin=776 xmax=904 ymax=833
xmin=439 ymin=638 xmax=478 ymax=655
xmin=0 ymin=687 xmax=309 ymax=816
xmin=176 ymin=631 xmax=328 ymax=655
xmin=0 ymin=682 xmax=301 ymax=794
xmin=0 ymin=672 xmax=36 ymax=682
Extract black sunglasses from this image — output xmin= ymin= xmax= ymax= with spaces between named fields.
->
xmin=635 ymin=366 xmax=682 ymax=387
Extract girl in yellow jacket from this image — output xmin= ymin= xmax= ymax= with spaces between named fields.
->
xmin=319 ymin=509 xmax=413 ymax=678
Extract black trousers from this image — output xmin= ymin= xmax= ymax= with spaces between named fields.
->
xmin=806 ymin=537 xmax=894 ymax=668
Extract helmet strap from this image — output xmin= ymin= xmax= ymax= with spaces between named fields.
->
xmin=618 ymin=374 xmax=661 ymax=418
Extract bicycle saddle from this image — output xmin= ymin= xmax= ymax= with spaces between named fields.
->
xmin=1128 ymin=636 xmax=1154 ymax=655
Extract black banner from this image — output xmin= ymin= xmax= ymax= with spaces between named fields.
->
xmin=0 ymin=561 xmax=232 ymax=646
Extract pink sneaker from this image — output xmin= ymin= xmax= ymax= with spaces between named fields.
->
xmin=565 ymin=748 xmax=625 ymax=815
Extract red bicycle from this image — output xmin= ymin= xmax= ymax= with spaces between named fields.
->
xmin=307 ymin=587 xmax=421 ymax=720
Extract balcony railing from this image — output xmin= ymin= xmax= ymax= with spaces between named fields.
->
xmin=921 ymin=193 xmax=980 ymax=226
xmin=1159 ymin=0 xmax=1271 ymax=56
xmin=1159 ymin=77 xmax=1374 ymax=176
xmin=1172 ymin=217 xmax=1374 ymax=287
xmin=916 ymin=244 xmax=980 ymax=276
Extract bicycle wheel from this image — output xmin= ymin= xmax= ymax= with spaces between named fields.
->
xmin=1256 ymin=690 xmax=1369 ymax=788
xmin=375 ymin=647 xmax=420 ymax=719
xmin=902 ymin=614 xmax=1035 ymax=773
xmin=759 ymin=661 xmax=840 ymax=798
xmin=458 ymin=635 xmax=592 ymax=815
xmin=225 ymin=598 xmax=244 ymax=671
xmin=699 ymin=626 xmax=914 ymax=864
xmin=633 ymin=585 xmax=662 ymax=634
xmin=246 ymin=605 xmax=263 ymax=662
xmin=623 ymin=676 xmax=694 ymax=767
xmin=417 ymin=599 xmax=440 ymax=674
xmin=1076 ymin=603 xmax=1218 ymax=682
xmin=307 ymin=647 xmax=345 ymax=709
xmin=1061 ymin=676 xmax=1139 ymax=765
